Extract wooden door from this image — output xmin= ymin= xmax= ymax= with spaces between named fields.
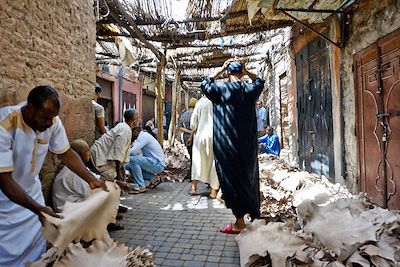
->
xmin=355 ymin=28 xmax=400 ymax=209
xmin=296 ymin=36 xmax=335 ymax=180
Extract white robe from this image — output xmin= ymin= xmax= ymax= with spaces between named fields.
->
xmin=190 ymin=97 xmax=220 ymax=190
xmin=90 ymin=122 xmax=132 ymax=179
xmin=0 ymin=102 xmax=70 ymax=266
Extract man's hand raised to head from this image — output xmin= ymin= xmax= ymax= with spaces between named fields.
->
xmin=222 ymin=58 xmax=236 ymax=70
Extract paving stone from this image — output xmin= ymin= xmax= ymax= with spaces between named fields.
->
xmin=155 ymin=252 xmax=168 ymax=258
xmin=208 ymin=256 xmax=221 ymax=262
xmin=154 ymin=258 xmax=164 ymax=265
xmin=163 ymin=259 xmax=184 ymax=266
xmin=180 ymin=254 xmax=194 ymax=261
xmin=193 ymin=255 xmax=208 ymax=261
xmin=209 ymin=250 xmax=223 ymax=256
xmin=183 ymin=261 xmax=205 ymax=267
xmin=189 ymin=249 xmax=204 ymax=255
xmin=222 ymin=250 xmax=236 ymax=257
xmin=166 ymin=252 xmax=181 ymax=260
xmin=221 ymin=257 xmax=235 ymax=264
xmin=157 ymin=246 xmax=171 ymax=253
xmin=175 ymin=243 xmax=192 ymax=249
xmin=170 ymin=247 xmax=184 ymax=253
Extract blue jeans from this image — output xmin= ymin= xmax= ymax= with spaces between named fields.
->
xmin=125 ymin=156 xmax=165 ymax=189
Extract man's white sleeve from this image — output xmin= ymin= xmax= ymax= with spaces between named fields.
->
xmin=0 ymin=127 xmax=14 ymax=173
xmin=49 ymin=117 xmax=70 ymax=154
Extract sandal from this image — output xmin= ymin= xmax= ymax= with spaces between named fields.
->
xmin=219 ymin=223 xmax=241 ymax=235
xmin=147 ymin=179 xmax=162 ymax=189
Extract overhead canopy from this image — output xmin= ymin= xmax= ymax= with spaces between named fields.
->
xmin=95 ymin=0 xmax=354 ymax=92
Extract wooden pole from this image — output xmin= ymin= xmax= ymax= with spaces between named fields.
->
xmin=155 ymin=56 xmax=166 ymax=145
xmin=168 ymin=68 xmax=181 ymax=147
xmin=112 ymin=0 xmax=163 ymax=60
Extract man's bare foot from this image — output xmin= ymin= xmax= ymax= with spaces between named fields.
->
xmin=209 ymin=188 xmax=218 ymax=199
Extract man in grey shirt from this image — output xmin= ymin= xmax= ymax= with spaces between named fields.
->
xmin=125 ymin=127 xmax=165 ymax=192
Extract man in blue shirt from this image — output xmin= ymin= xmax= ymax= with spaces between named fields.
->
xmin=125 ymin=127 xmax=166 ymax=193
xmin=259 ymin=126 xmax=280 ymax=156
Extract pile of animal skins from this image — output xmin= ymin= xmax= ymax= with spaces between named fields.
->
xmin=159 ymin=140 xmax=190 ymax=182
xmin=236 ymin=154 xmax=400 ymax=267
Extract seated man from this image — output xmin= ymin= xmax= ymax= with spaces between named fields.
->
xmin=258 ymin=126 xmax=280 ymax=156
xmin=125 ymin=127 xmax=165 ymax=193
xmin=52 ymin=139 xmax=124 ymax=231
xmin=90 ymin=109 xmax=138 ymax=181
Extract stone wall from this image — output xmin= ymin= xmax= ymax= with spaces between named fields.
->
xmin=261 ymin=27 xmax=297 ymax=163
xmin=341 ymin=0 xmax=400 ymax=193
xmin=0 ymin=0 xmax=96 ymax=202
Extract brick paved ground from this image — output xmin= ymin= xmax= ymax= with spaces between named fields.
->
xmin=110 ymin=181 xmax=241 ymax=267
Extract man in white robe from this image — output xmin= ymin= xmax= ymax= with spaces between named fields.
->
xmin=188 ymin=96 xmax=219 ymax=198
xmin=90 ymin=109 xmax=138 ymax=180
xmin=0 ymin=86 xmax=106 ymax=266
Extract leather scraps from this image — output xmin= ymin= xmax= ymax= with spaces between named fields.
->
xmin=235 ymin=219 xmax=307 ymax=267
xmin=42 ymin=181 xmax=120 ymax=255
xmin=26 ymin=241 xmax=155 ymax=267
xmin=237 ymin=156 xmax=400 ymax=266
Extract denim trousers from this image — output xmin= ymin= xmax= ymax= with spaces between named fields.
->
xmin=125 ymin=155 xmax=165 ymax=189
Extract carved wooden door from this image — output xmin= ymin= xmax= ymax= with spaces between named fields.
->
xmin=355 ymin=28 xmax=400 ymax=209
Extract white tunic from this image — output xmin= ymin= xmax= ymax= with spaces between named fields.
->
xmin=90 ymin=122 xmax=132 ymax=179
xmin=0 ymin=102 xmax=70 ymax=266
xmin=190 ymin=96 xmax=220 ymax=190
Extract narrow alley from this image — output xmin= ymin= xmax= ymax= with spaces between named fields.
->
xmin=1 ymin=0 xmax=400 ymax=266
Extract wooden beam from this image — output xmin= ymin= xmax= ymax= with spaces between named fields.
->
xmin=132 ymin=10 xmax=248 ymax=25
xmin=155 ymin=56 xmax=166 ymax=145
xmin=167 ymin=40 xmax=263 ymax=49
xmin=181 ymin=76 xmax=204 ymax=82
xmin=112 ymin=0 xmax=164 ymax=60
xmin=168 ymin=68 xmax=180 ymax=146
xmin=135 ymin=21 xmax=292 ymax=43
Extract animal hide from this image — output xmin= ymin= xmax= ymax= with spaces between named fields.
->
xmin=240 ymin=155 xmax=400 ymax=266
xmin=26 ymin=241 xmax=155 ymax=267
xmin=42 ymin=181 xmax=120 ymax=255
xmin=235 ymin=219 xmax=307 ymax=267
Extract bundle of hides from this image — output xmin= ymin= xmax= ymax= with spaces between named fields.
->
xmin=158 ymin=140 xmax=190 ymax=182
xmin=237 ymin=156 xmax=400 ymax=267
xmin=27 ymin=181 xmax=154 ymax=267
xmin=258 ymin=154 xmax=351 ymax=222
xmin=29 ymin=241 xmax=154 ymax=267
